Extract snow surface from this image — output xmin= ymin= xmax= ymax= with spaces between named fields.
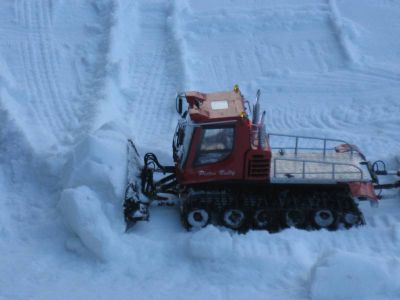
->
xmin=1 ymin=0 xmax=400 ymax=299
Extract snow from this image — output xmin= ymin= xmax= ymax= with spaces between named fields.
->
xmin=309 ymin=251 xmax=397 ymax=300
xmin=59 ymin=185 xmax=117 ymax=261
xmin=1 ymin=0 xmax=400 ymax=299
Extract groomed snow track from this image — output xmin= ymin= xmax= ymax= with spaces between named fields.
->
xmin=1 ymin=0 xmax=400 ymax=299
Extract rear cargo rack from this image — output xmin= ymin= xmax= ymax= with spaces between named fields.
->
xmin=268 ymin=133 xmax=370 ymax=183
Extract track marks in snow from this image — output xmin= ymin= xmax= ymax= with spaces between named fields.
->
xmin=181 ymin=1 xmax=349 ymax=90
xmin=3 ymin=0 xmax=114 ymax=152
xmin=264 ymin=91 xmax=400 ymax=133
xmin=19 ymin=0 xmax=69 ymax=143
xmin=130 ymin=47 xmax=173 ymax=130
xmin=123 ymin=1 xmax=185 ymax=148
xmin=15 ymin=0 xmax=67 ymax=146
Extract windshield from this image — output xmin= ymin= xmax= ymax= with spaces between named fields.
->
xmin=194 ymin=126 xmax=235 ymax=166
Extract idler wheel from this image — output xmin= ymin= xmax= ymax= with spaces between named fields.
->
xmin=186 ymin=208 xmax=210 ymax=229
xmin=222 ymin=208 xmax=246 ymax=229
xmin=313 ymin=209 xmax=335 ymax=228
xmin=343 ymin=211 xmax=360 ymax=226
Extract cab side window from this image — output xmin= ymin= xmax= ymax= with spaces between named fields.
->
xmin=195 ymin=126 xmax=234 ymax=166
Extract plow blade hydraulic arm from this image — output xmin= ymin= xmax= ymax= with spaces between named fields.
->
xmin=123 ymin=140 xmax=178 ymax=232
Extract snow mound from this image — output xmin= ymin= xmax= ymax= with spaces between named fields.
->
xmin=310 ymin=250 xmax=398 ymax=300
xmin=59 ymin=186 xmax=117 ymax=260
xmin=59 ymin=121 xmax=130 ymax=260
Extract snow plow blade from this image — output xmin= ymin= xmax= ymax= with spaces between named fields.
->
xmin=123 ymin=139 xmax=149 ymax=232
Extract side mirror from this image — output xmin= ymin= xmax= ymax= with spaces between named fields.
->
xmin=176 ymin=95 xmax=183 ymax=115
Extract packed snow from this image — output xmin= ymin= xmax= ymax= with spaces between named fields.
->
xmin=1 ymin=0 xmax=400 ymax=299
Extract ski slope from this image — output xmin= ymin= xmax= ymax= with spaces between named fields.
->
xmin=1 ymin=0 xmax=400 ymax=299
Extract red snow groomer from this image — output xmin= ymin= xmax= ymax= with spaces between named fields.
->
xmin=124 ymin=86 xmax=400 ymax=232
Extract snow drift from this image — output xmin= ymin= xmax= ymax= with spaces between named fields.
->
xmin=59 ymin=122 xmax=128 ymax=260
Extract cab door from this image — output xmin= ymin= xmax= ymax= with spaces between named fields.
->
xmin=181 ymin=122 xmax=243 ymax=185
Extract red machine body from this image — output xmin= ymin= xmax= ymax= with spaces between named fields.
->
xmin=173 ymin=88 xmax=376 ymax=201
xmin=124 ymin=87 xmax=399 ymax=232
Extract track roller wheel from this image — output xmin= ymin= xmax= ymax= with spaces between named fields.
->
xmin=313 ymin=209 xmax=335 ymax=229
xmin=253 ymin=209 xmax=271 ymax=229
xmin=343 ymin=211 xmax=361 ymax=227
xmin=185 ymin=208 xmax=210 ymax=229
xmin=285 ymin=210 xmax=306 ymax=228
xmin=222 ymin=208 xmax=246 ymax=230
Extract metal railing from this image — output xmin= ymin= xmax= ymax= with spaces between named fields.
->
xmin=268 ymin=133 xmax=360 ymax=159
xmin=273 ymin=157 xmax=364 ymax=181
